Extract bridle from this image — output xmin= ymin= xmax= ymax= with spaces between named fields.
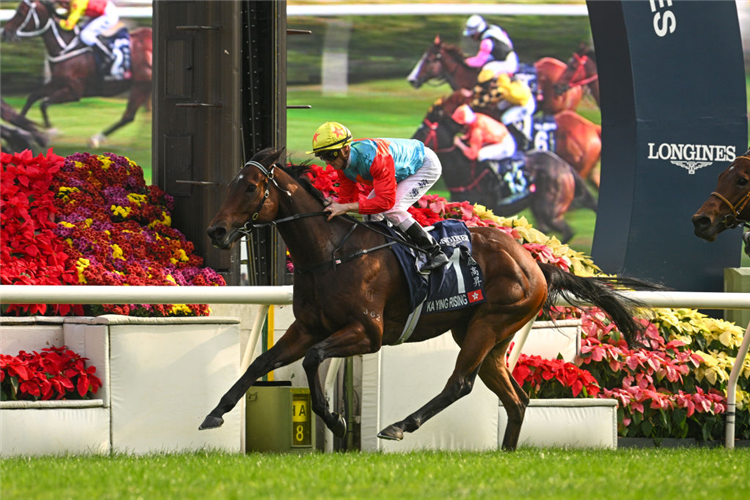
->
xmin=421 ymin=117 xmax=456 ymax=154
xmin=238 ymin=161 xmax=295 ymax=233
xmin=9 ymin=0 xmax=87 ymax=61
xmin=710 ymin=189 xmax=750 ymax=229
xmin=567 ymin=53 xmax=598 ymax=88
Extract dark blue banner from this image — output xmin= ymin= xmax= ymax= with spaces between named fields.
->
xmin=588 ymin=0 xmax=747 ymax=291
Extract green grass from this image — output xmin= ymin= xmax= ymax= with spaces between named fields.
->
xmin=2 ymin=95 xmax=153 ymax=183
xmin=2 ymin=448 xmax=749 ymax=499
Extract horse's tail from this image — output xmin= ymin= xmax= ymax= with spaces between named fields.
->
xmin=571 ymin=165 xmax=597 ymax=211
xmin=538 ymin=263 xmax=661 ymax=348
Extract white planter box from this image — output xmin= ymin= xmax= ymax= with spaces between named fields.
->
xmin=498 ymin=398 xmax=618 ymax=449
xmin=1 ymin=315 xmax=243 ymax=456
xmin=519 ymin=319 xmax=581 ymax=362
xmin=1 ymin=400 xmax=109 ymax=457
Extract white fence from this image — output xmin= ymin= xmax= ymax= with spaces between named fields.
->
xmin=1 ymin=285 xmax=749 ymax=448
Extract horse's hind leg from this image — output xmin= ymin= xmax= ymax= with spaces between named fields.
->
xmin=91 ymin=82 xmax=151 ymax=146
xmin=377 ymin=323 xmax=498 ymax=441
xmin=478 ymin=342 xmax=529 ymax=451
xmin=301 ymin=323 xmax=379 ymax=438
xmin=199 ymin=321 xmax=316 ymax=430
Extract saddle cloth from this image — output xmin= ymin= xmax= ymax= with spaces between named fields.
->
xmin=93 ymin=28 xmax=132 ymax=81
xmin=375 ymin=219 xmax=486 ymax=314
xmin=484 ymin=151 xmax=534 ymax=206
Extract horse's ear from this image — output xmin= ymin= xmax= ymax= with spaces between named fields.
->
xmin=460 ymin=88 xmax=473 ymax=99
xmin=252 ymin=147 xmax=285 ymax=167
xmin=744 ymin=148 xmax=750 ymax=157
xmin=434 ymin=34 xmax=441 ymax=45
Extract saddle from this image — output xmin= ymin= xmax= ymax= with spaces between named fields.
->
xmin=483 ymin=151 xmax=534 ymax=206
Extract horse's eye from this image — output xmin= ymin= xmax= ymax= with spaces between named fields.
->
xmin=739 ymin=177 xmax=749 ymax=187
xmin=246 ymin=184 xmax=257 ymax=193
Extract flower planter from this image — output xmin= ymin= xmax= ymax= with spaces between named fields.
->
xmin=498 ymin=398 xmax=618 ymax=449
xmin=1 ymin=315 xmax=243 ymax=456
xmin=521 ymin=319 xmax=581 ymax=362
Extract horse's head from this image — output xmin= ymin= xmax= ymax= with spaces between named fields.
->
xmin=412 ymin=96 xmax=464 ymax=153
xmin=407 ymin=35 xmax=446 ymax=89
xmin=554 ymin=43 xmax=597 ymax=97
xmin=207 ymin=147 xmax=287 ymax=250
xmin=692 ymin=151 xmax=750 ymax=241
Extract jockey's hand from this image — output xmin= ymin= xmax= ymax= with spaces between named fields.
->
xmin=743 ymin=230 xmax=750 ymax=257
xmin=324 ymin=201 xmax=357 ymax=221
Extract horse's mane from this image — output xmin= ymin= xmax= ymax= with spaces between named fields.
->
xmin=441 ymin=43 xmax=469 ymax=67
xmin=282 ymin=160 xmax=328 ymax=205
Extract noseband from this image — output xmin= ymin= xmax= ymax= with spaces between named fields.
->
xmin=711 ymin=189 xmax=750 ymax=228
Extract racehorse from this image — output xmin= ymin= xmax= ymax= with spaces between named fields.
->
xmin=201 ymin=146 xmax=652 ymax=451
xmin=440 ymin=89 xmax=602 ymax=188
xmin=1 ymin=98 xmax=48 ymax=153
xmin=1 ymin=0 xmax=153 ymax=147
xmin=413 ymin=95 xmax=597 ymax=243
xmin=407 ymin=36 xmax=599 ymax=116
xmin=692 ymin=150 xmax=750 ymax=245
xmin=553 ymin=42 xmax=600 ymax=110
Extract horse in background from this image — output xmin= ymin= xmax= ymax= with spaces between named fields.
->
xmin=200 ymin=146 xmax=653 ymax=451
xmin=439 ymin=90 xmax=603 ymax=188
xmin=407 ymin=36 xmax=599 ymax=116
xmin=692 ymin=150 xmax=750 ymax=251
xmin=413 ymin=94 xmax=597 ymax=243
xmin=1 ymin=0 xmax=152 ymax=147
xmin=1 ymin=98 xmax=48 ymax=153
xmin=553 ymin=42 xmax=600 ymax=109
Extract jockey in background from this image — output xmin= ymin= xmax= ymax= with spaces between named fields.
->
xmin=471 ymin=68 xmax=535 ymax=151
xmin=308 ymin=121 xmax=449 ymax=272
xmin=463 ymin=14 xmax=519 ymax=77
xmin=451 ymin=104 xmax=517 ymax=174
xmin=57 ymin=0 xmax=124 ymax=77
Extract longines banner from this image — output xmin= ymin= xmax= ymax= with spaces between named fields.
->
xmin=588 ymin=0 xmax=748 ymax=292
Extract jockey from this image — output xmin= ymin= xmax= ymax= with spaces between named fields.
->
xmin=308 ymin=121 xmax=449 ymax=272
xmin=57 ymin=0 xmax=124 ymax=76
xmin=463 ymin=14 xmax=519 ymax=77
xmin=471 ymin=68 xmax=535 ymax=151
xmin=451 ymin=104 xmax=517 ymax=173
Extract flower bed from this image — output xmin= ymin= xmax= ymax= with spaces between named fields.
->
xmin=1 ymin=149 xmax=225 ymax=316
xmin=1 ymin=345 xmax=102 ymax=401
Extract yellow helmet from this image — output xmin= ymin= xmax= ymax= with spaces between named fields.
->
xmin=477 ymin=68 xmax=496 ymax=85
xmin=307 ymin=122 xmax=353 ymax=154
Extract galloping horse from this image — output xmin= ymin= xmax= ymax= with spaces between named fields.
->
xmin=440 ymin=89 xmax=602 ymax=188
xmin=413 ymin=95 xmax=597 ymax=243
xmin=553 ymin=43 xmax=600 ymax=110
xmin=692 ymin=150 xmax=750 ymax=245
xmin=407 ymin=36 xmax=599 ymax=116
xmin=1 ymin=0 xmax=152 ymax=147
xmin=201 ymin=147 xmax=650 ymax=450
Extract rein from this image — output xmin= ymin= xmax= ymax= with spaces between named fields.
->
xmin=12 ymin=0 xmax=85 ymax=60
xmin=567 ymin=54 xmax=598 ymax=88
xmin=711 ymin=189 xmax=750 ymax=228
xmin=422 ymin=118 xmax=457 ymax=153
xmin=236 ymin=161 xmax=427 ymax=275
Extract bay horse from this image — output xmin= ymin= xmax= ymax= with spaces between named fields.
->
xmin=201 ymin=146 xmax=650 ymax=451
xmin=413 ymin=95 xmax=597 ymax=244
xmin=1 ymin=0 xmax=152 ymax=147
xmin=692 ymin=150 xmax=750 ymax=247
xmin=407 ymin=36 xmax=598 ymax=116
xmin=441 ymin=89 xmax=602 ymax=188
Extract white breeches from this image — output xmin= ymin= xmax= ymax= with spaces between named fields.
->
xmin=367 ymin=147 xmax=442 ymax=230
xmin=482 ymin=52 xmax=520 ymax=77
xmin=477 ymin=134 xmax=517 ymax=163
xmin=79 ymin=3 xmax=119 ymax=46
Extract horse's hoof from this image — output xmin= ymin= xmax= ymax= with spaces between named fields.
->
xmin=330 ymin=413 xmax=347 ymax=438
xmin=198 ymin=415 xmax=224 ymax=430
xmin=88 ymin=133 xmax=105 ymax=148
xmin=377 ymin=424 xmax=404 ymax=441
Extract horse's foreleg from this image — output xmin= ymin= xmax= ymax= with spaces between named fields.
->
xmin=302 ymin=323 xmax=377 ymax=439
xmin=477 ymin=343 xmax=528 ymax=451
xmin=377 ymin=326 xmax=496 ymax=442
xmin=23 ymin=84 xmax=80 ymax=129
xmin=99 ymin=83 xmax=151 ymax=139
xmin=199 ymin=321 xmax=316 ymax=430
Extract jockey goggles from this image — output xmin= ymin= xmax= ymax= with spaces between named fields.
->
xmin=316 ymin=149 xmax=341 ymax=162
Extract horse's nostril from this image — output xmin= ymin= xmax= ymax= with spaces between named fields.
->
xmin=207 ymin=226 xmax=226 ymax=240
xmin=691 ymin=215 xmax=710 ymax=230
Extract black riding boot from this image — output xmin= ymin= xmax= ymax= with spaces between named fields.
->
xmin=507 ymin=124 xmax=530 ymax=152
xmin=405 ymin=223 xmax=449 ymax=272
